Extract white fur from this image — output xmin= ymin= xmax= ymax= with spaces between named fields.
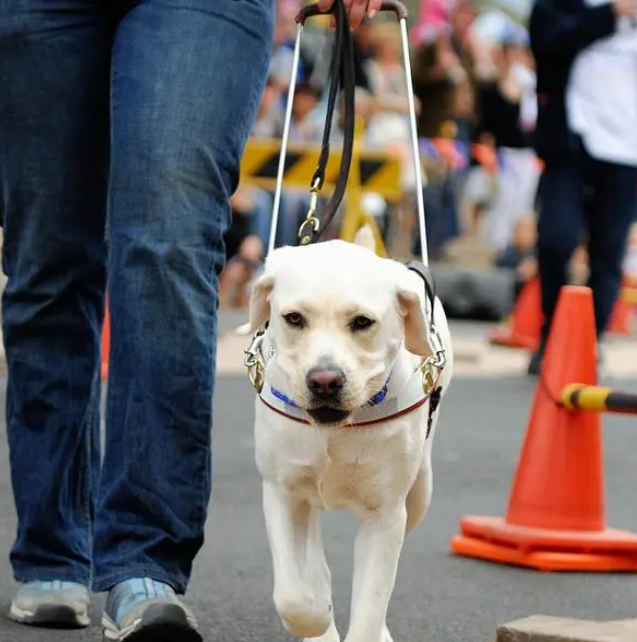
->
xmin=248 ymin=233 xmax=454 ymax=642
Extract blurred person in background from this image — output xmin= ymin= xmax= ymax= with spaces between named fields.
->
xmin=245 ymin=77 xmax=322 ymax=255
xmin=252 ymin=76 xmax=285 ymax=139
xmin=411 ymin=0 xmax=482 ymax=259
xmin=308 ymin=15 xmax=375 ymax=94
xmin=527 ymin=0 xmax=637 ymax=376
xmin=270 ymin=81 xmax=323 ymax=246
xmin=412 ymin=25 xmax=473 ymax=258
xmin=269 ymin=0 xmax=307 ymax=92
xmin=623 ymin=222 xmax=637 ymax=281
xmin=448 ymin=0 xmax=483 ymax=80
xmin=472 ymin=24 xmax=540 ymax=254
xmin=219 ymin=186 xmax=265 ymax=309
xmin=495 ymin=215 xmax=538 ymax=301
xmin=365 ymin=23 xmax=421 ymax=191
xmin=412 ymin=24 xmax=471 ymax=139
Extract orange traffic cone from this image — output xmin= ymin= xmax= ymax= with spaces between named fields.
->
xmin=489 ymin=277 xmax=542 ymax=351
xmin=607 ymin=296 xmax=633 ymax=335
xmin=607 ymin=275 xmax=636 ymax=335
xmin=101 ymin=305 xmax=110 ymax=381
xmin=451 ymin=285 xmax=637 ymax=571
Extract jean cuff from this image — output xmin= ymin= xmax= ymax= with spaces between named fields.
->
xmin=92 ymin=566 xmax=188 ymax=595
xmin=13 ymin=569 xmax=91 ymax=588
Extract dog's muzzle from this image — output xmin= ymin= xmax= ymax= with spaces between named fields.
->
xmin=306 ymin=406 xmax=352 ymax=425
xmin=305 ymin=366 xmax=351 ymax=425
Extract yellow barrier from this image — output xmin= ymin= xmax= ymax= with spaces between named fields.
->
xmin=239 ymin=124 xmax=403 ymax=256
xmin=560 ymin=383 xmax=637 ymax=415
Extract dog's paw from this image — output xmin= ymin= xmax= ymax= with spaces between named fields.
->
xmin=275 ymin=595 xmax=333 ymax=639
xmin=304 ymin=620 xmax=340 ymax=642
xmin=343 ymin=626 xmax=392 ymax=642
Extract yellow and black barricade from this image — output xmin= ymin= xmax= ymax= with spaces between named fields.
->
xmin=240 ymin=138 xmax=402 ymax=199
xmin=239 ymin=131 xmax=403 ymax=256
xmin=560 ymin=383 xmax=637 ymax=415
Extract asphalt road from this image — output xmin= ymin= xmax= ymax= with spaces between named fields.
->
xmin=1 ymin=362 xmax=637 ymax=641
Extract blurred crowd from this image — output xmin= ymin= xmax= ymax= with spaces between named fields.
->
xmin=219 ymin=0 xmax=637 ymax=309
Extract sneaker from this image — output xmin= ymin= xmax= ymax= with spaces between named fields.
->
xmin=8 ymin=580 xmax=90 ymax=628
xmin=102 ymin=578 xmax=202 ymax=642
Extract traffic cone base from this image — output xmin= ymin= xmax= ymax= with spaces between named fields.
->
xmin=451 ymin=515 xmax=637 ymax=572
xmin=607 ymin=297 xmax=633 ymax=336
xmin=489 ymin=277 xmax=542 ymax=351
xmin=489 ymin=324 xmax=539 ymax=351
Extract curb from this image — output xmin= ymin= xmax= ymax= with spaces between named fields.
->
xmin=498 ymin=615 xmax=637 ymax=642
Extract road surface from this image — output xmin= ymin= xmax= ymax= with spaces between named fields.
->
xmin=0 ymin=318 xmax=636 ymax=641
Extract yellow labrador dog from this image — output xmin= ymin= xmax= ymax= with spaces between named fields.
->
xmin=246 ymin=229 xmax=453 ymax=642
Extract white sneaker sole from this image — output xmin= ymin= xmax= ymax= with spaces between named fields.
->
xmin=101 ymin=604 xmax=201 ymax=642
xmin=9 ymin=602 xmax=90 ymax=628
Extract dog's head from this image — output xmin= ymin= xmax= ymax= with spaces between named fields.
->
xmin=248 ymin=230 xmax=436 ymax=427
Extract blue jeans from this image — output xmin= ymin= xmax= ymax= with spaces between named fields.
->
xmin=0 ymin=0 xmax=274 ymax=594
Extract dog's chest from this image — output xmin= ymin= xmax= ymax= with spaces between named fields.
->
xmin=269 ymin=428 xmax=419 ymax=512
xmin=290 ymin=458 xmax=375 ymax=511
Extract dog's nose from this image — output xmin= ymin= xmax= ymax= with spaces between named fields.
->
xmin=306 ymin=367 xmax=346 ymax=397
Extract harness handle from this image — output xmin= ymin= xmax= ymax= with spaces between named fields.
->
xmin=267 ymin=0 xmax=430 ymax=266
xmin=294 ymin=0 xmax=410 ymax=247
xmin=295 ymin=0 xmax=408 ymax=24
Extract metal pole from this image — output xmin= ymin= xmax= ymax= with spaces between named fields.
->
xmin=398 ymin=17 xmax=428 ymax=266
xmin=268 ymin=24 xmax=304 ymax=257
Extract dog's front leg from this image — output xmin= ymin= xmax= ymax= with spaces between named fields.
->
xmin=304 ymin=507 xmax=340 ymax=642
xmin=345 ymin=506 xmax=407 ymax=642
xmin=262 ymin=481 xmax=335 ymax=640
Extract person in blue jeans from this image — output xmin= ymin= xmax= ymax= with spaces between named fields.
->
xmin=0 ymin=0 xmax=377 ymax=640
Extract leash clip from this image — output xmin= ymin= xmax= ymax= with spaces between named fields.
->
xmin=298 ymin=176 xmax=322 ymax=245
xmin=244 ymin=327 xmax=267 ymax=393
xmin=420 ymin=324 xmax=447 ymax=394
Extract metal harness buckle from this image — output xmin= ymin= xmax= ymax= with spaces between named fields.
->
xmin=420 ymin=323 xmax=447 ymax=394
xmin=244 ymin=327 xmax=266 ymax=393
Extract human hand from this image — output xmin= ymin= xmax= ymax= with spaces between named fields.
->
xmin=517 ymin=256 xmax=538 ymax=281
xmin=436 ymin=34 xmax=460 ymax=68
xmin=317 ymin=0 xmax=382 ymax=29
xmin=230 ymin=185 xmax=255 ymax=212
xmin=239 ymin=235 xmax=264 ymax=264
xmin=499 ymin=73 xmax=523 ymax=102
xmin=612 ymin=0 xmax=637 ymax=18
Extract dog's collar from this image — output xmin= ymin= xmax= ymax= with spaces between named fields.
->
xmin=244 ymin=322 xmax=446 ymax=429
xmin=268 ymin=377 xmax=390 ymax=411
xmin=257 ymin=364 xmax=436 ymax=428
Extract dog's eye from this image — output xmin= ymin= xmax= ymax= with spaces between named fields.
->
xmin=283 ymin=312 xmax=306 ymax=328
xmin=350 ymin=315 xmax=376 ymax=332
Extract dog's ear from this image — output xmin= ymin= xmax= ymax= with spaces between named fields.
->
xmin=249 ymin=273 xmax=274 ymax=331
xmin=248 ymin=248 xmax=290 ymax=331
xmin=353 ymin=224 xmax=376 ymax=253
xmin=396 ymin=269 xmax=435 ymax=357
